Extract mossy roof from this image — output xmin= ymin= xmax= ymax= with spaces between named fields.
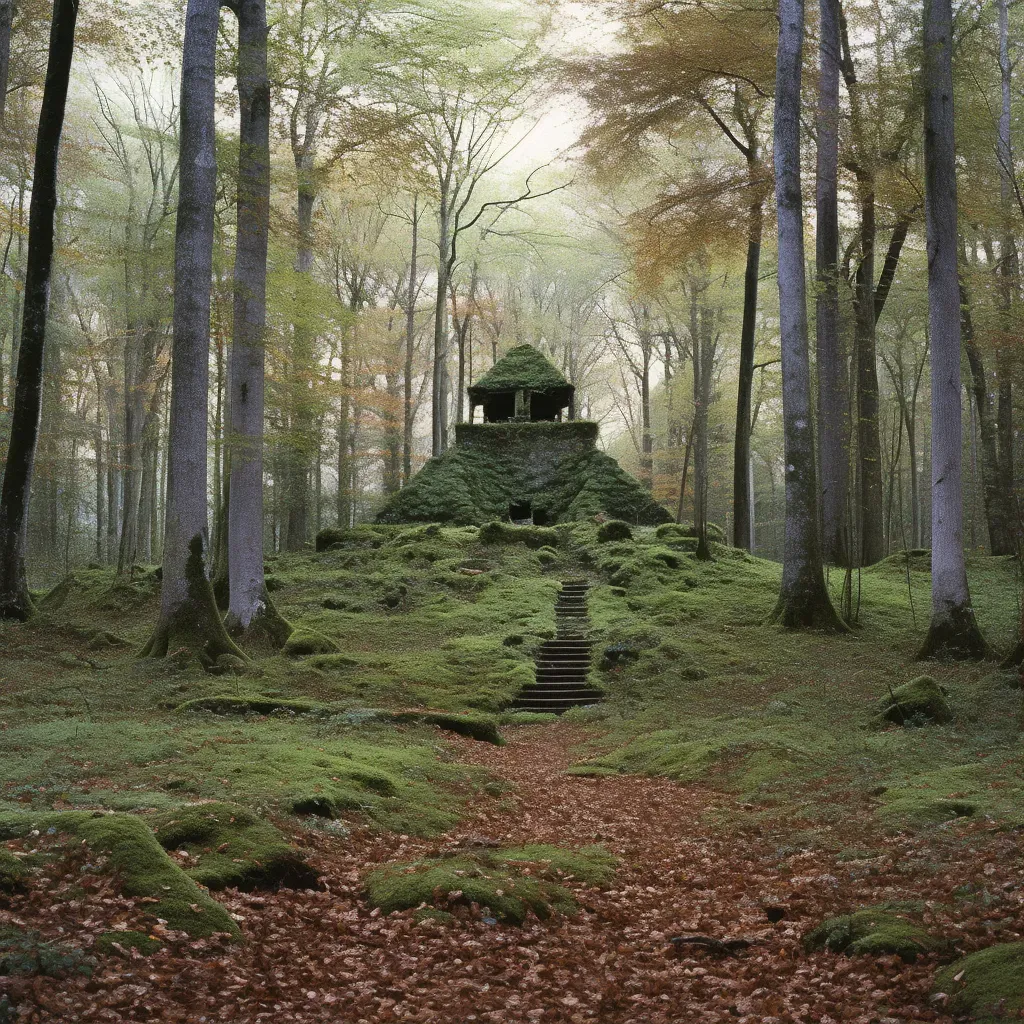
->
xmin=469 ymin=345 xmax=572 ymax=396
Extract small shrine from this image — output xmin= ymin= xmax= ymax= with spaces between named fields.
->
xmin=376 ymin=345 xmax=670 ymax=527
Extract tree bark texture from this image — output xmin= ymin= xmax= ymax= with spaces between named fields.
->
xmin=0 ymin=0 xmax=77 ymax=619
xmin=815 ymin=0 xmax=849 ymax=566
xmin=141 ymin=0 xmax=244 ymax=665
xmin=771 ymin=0 xmax=845 ymax=630
xmin=224 ymin=0 xmax=289 ymax=643
xmin=918 ymin=0 xmax=987 ymax=659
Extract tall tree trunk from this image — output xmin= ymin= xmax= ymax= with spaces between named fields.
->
xmin=771 ymin=0 xmax=844 ymax=630
xmin=285 ymin=151 xmax=315 ymax=549
xmin=0 ymin=0 xmax=13 ymax=126
xmin=815 ymin=0 xmax=849 ymax=566
xmin=0 ymin=0 xmax=77 ymax=619
xmin=732 ymin=193 xmax=762 ymax=551
xmin=918 ymin=0 xmax=987 ymax=659
xmin=432 ymin=207 xmax=450 ymax=455
xmin=403 ymin=197 xmax=418 ymax=485
xmin=141 ymin=0 xmax=243 ymax=666
xmin=961 ymin=283 xmax=1015 ymax=555
xmin=224 ymin=0 xmax=287 ymax=644
xmin=854 ymin=174 xmax=885 ymax=565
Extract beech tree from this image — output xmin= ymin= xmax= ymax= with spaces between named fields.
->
xmin=224 ymin=0 xmax=289 ymax=643
xmin=141 ymin=0 xmax=244 ymax=664
xmin=917 ymin=0 xmax=987 ymax=659
xmin=0 ymin=0 xmax=78 ymax=619
xmin=770 ymin=0 xmax=844 ymax=629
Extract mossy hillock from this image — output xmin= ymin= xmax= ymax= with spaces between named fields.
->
xmin=374 ymin=421 xmax=670 ymax=527
xmin=876 ymin=676 xmax=953 ymax=727
xmin=803 ymin=906 xmax=945 ymax=961
xmin=934 ymin=941 xmax=1024 ymax=1020
xmin=0 ymin=812 xmax=238 ymax=937
xmin=151 ymin=801 xmax=318 ymax=890
xmin=0 ymin=849 xmax=28 ymax=894
xmin=365 ymin=844 xmax=616 ymax=925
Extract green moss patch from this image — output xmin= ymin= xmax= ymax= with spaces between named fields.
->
xmin=151 ymin=802 xmax=318 ymax=890
xmin=0 ymin=849 xmax=28 ymax=893
xmin=388 ymin=711 xmax=502 ymax=745
xmin=934 ymin=941 xmax=1024 ymax=1020
xmin=283 ymin=628 xmax=340 ymax=656
xmin=0 ymin=812 xmax=238 ymax=938
xmin=366 ymin=844 xmax=615 ymax=925
xmin=94 ymin=930 xmax=162 ymax=956
xmin=804 ymin=907 xmax=944 ymax=961
xmin=176 ymin=694 xmax=326 ymax=717
xmin=597 ymin=520 xmax=633 ymax=543
xmin=877 ymin=676 xmax=953 ymax=727
xmin=0 ymin=926 xmax=95 ymax=978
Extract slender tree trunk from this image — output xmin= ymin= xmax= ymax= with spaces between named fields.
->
xmin=0 ymin=0 xmax=13 ymax=126
xmin=403 ymin=197 xmax=418 ymax=485
xmin=285 ymin=150 xmax=316 ymax=549
xmin=223 ymin=0 xmax=287 ymax=643
xmin=854 ymin=175 xmax=885 ymax=565
xmin=141 ymin=0 xmax=243 ymax=666
xmin=432 ymin=207 xmax=450 ymax=455
xmin=918 ymin=0 xmax=987 ymax=659
xmin=732 ymin=194 xmax=762 ymax=551
xmin=0 ymin=0 xmax=77 ymax=619
xmin=771 ymin=0 xmax=844 ymax=630
xmin=961 ymin=284 xmax=1015 ymax=555
xmin=816 ymin=0 xmax=850 ymax=566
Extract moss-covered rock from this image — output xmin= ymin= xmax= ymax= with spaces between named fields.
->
xmin=803 ymin=907 xmax=943 ymax=962
xmin=365 ymin=845 xmax=615 ymax=925
xmin=877 ymin=676 xmax=953 ymax=726
xmin=283 ymin=628 xmax=340 ymax=656
xmin=0 ymin=812 xmax=238 ymax=938
xmin=654 ymin=521 xmax=726 ymax=543
xmin=597 ymin=520 xmax=633 ymax=543
xmin=152 ymin=802 xmax=317 ymax=891
xmin=934 ymin=941 xmax=1024 ymax=1020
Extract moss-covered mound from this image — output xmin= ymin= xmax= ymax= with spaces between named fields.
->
xmin=597 ymin=520 xmax=633 ymax=543
xmin=0 ymin=812 xmax=238 ymax=938
xmin=282 ymin=628 xmax=340 ymax=656
xmin=388 ymin=710 xmax=503 ymax=745
xmin=374 ymin=421 xmax=670 ymax=526
xmin=366 ymin=844 xmax=616 ymax=925
xmin=151 ymin=802 xmax=318 ymax=891
xmin=877 ymin=676 xmax=953 ymax=726
xmin=804 ymin=907 xmax=944 ymax=962
xmin=177 ymin=694 xmax=325 ymax=716
xmin=478 ymin=521 xmax=559 ymax=548
xmin=934 ymin=942 xmax=1024 ymax=1020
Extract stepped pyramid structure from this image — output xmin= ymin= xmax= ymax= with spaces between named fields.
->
xmin=376 ymin=345 xmax=670 ymax=526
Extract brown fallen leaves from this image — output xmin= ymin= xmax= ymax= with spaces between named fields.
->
xmin=4 ymin=722 xmax=1024 ymax=1023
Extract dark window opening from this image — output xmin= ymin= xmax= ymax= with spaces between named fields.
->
xmin=509 ymin=500 xmax=532 ymax=522
xmin=483 ymin=392 xmax=516 ymax=422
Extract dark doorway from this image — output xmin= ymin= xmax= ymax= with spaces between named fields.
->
xmin=509 ymin=500 xmax=532 ymax=522
xmin=532 ymin=507 xmax=551 ymax=526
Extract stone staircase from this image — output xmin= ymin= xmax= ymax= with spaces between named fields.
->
xmin=512 ymin=580 xmax=603 ymax=714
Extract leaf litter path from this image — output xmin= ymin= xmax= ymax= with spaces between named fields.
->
xmin=10 ymin=723 xmax=1021 ymax=1023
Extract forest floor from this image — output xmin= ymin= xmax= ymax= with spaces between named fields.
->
xmin=2 ymin=522 xmax=1024 ymax=1022
xmin=5 ymin=721 xmax=1023 ymax=1022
